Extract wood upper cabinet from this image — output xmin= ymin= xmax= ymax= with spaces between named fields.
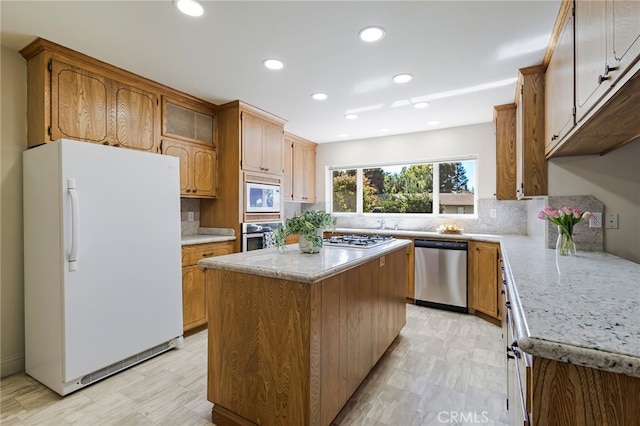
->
xmin=609 ymin=0 xmax=640 ymax=80
xmin=181 ymin=241 xmax=234 ymax=332
xmin=469 ymin=241 xmax=501 ymax=322
xmin=494 ymin=104 xmax=517 ymax=200
xmin=283 ymin=132 xmax=317 ymax=202
xmin=51 ymin=59 xmax=110 ymax=144
xmin=161 ymin=96 xmax=215 ymax=146
xmin=161 ymin=139 xmax=217 ymax=198
xmin=575 ymin=0 xmax=640 ymax=123
xmin=21 ymin=38 xmax=217 ymax=158
xmin=515 ymin=66 xmax=547 ymax=198
xmin=575 ymin=0 xmax=609 ymax=122
xmin=49 ymin=58 xmax=158 ymax=152
xmin=241 ymin=110 xmax=284 ymax=176
xmin=545 ymin=7 xmax=575 ymax=154
xmin=544 ymin=1 xmax=640 ymax=157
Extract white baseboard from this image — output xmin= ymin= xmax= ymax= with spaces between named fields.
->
xmin=1 ymin=353 xmax=25 ymax=378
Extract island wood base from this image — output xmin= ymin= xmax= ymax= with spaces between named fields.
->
xmin=205 ymin=246 xmax=408 ymax=426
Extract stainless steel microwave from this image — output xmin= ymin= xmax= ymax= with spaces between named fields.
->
xmin=246 ymin=182 xmax=280 ymax=213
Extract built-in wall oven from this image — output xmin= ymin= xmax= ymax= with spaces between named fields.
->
xmin=241 ymin=222 xmax=284 ymax=252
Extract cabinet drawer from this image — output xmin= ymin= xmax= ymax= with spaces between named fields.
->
xmin=181 ymin=241 xmax=234 ymax=266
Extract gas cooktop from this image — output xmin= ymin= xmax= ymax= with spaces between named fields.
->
xmin=323 ymin=234 xmax=395 ymax=249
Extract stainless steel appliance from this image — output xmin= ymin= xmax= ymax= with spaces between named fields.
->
xmin=323 ymin=234 xmax=395 ymax=248
xmin=241 ymin=222 xmax=283 ymax=252
xmin=245 ymin=182 xmax=281 ymax=213
xmin=414 ymin=239 xmax=468 ymax=313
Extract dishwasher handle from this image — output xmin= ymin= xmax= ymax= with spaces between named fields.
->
xmin=414 ymin=239 xmax=467 ymax=250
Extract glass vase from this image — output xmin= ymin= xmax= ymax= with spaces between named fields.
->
xmin=556 ymin=226 xmax=576 ymax=256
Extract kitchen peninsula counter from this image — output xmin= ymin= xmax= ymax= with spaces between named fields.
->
xmin=499 ymin=235 xmax=640 ymax=378
xmin=336 ymin=228 xmax=639 ymax=377
xmin=199 ymin=240 xmax=411 ymax=426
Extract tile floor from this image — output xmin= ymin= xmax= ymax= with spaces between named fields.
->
xmin=1 ymin=305 xmax=508 ymax=425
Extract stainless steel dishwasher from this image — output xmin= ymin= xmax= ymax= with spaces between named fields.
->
xmin=414 ymin=239 xmax=468 ymax=313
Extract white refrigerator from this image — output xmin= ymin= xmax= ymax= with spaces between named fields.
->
xmin=23 ymin=139 xmax=183 ymax=395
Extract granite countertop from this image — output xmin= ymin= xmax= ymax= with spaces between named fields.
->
xmin=181 ymin=227 xmax=236 ymax=246
xmin=332 ymin=227 xmax=502 ymax=243
xmin=500 ymin=235 xmax=640 ymax=378
xmin=198 ymin=239 xmax=411 ymax=284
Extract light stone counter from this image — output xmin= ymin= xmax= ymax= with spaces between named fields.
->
xmin=198 ymin=239 xmax=411 ymax=284
xmin=500 ymin=235 xmax=640 ymax=378
xmin=181 ymin=227 xmax=235 ymax=246
xmin=333 ymin=227 xmax=502 ymax=243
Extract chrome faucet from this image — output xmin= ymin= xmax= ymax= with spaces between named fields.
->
xmin=377 ymin=219 xmax=386 ymax=230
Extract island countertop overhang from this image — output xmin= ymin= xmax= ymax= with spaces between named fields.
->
xmin=198 ymin=239 xmax=411 ymax=284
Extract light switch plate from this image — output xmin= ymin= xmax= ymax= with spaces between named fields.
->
xmin=605 ymin=213 xmax=618 ymax=229
xmin=490 ymin=208 xmax=497 ymax=218
xmin=589 ymin=212 xmax=602 ymax=228
xmin=187 ymin=211 xmax=195 ymax=222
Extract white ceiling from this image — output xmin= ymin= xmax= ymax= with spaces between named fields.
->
xmin=1 ymin=0 xmax=560 ymax=143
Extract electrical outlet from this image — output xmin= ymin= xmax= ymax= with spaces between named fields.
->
xmin=589 ymin=212 xmax=602 ymax=228
xmin=605 ymin=213 xmax=619 ymax=229
xmin=187 ymin=211 xmax=195 ymax=222
xmin=490 ymin=208 xmax=497 ymax=218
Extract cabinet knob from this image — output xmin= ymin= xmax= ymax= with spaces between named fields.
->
xmin=598 ymin=74 xmax=610 ymax=85
xmin=186 ymin=189 xmax=191 ymax=193
xmin=604 ymin=64 xmax=619 ymax=75
xmin=193 ymin=189 xmax=197 ymax=193
xmin=114 ymin=143 xmax=120 ymax=147
xmin=551 ymin=134 xmax=558 ymax=141
xmin=103 ymin=141 xmax=110 ymax=146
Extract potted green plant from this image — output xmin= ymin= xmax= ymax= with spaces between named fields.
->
xmin=275 ymin=210 xmax=337 ymax=253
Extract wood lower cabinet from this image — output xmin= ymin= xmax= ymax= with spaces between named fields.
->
xmin=162 ymin=140 xmax=217 ymax=198
xmin=469 ymin=241 xmax=501 ymax=324
xmin=205 ymin=246 xmax=408 ymax=426
xmin=181 ymin=241 xmax=233 ymax=332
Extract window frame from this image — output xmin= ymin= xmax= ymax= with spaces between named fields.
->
xmin=326 ymin=154 xmax=478 ymax=218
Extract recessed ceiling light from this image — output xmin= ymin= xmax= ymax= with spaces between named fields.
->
xmin=345 ymin=114 xmax=358 ymax=120
xmin=263 ymin=59 xmax=284 ymax=70
xmin=175 ymin=0 xmax=204 ymax=17
xmin=428 ymin=120 xmax=441 ymax=125
xmin=413 ymin=102 xmax=430 ymax=109
xmin=338 ymin=133 xmax=349 ymax=138
xmin=393 ymin=73 xmax=413 ymax=84
xmin=379 ymin=128 xmax=391 ymax=132
xmin=358 ymin=26 xmax=385 ymax=42
xmin=311 ymin=93 xmax=328 ymax=101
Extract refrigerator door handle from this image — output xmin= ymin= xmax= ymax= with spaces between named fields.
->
xmin=68 ymin=179 xmax=79 ymax=271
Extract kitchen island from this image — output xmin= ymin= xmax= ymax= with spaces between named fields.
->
xmin=198 ymin=239 xmax=411 ymax=426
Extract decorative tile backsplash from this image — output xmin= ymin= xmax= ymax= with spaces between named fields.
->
xmin=544 ymin=195 xmax=604 ymax=251
xmin=299 ymin=199 xmax=529 ymax=235
xmin=180 ymin=198 xmax=200 ymax=236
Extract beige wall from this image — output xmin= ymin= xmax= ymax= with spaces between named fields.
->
xmin=548 ymin=139 xmax=640 ymax=263
xmin=1 ymin=45 xmax=27 ymax=376
xmin=316 ymin=122 xmax=497 ymax=201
